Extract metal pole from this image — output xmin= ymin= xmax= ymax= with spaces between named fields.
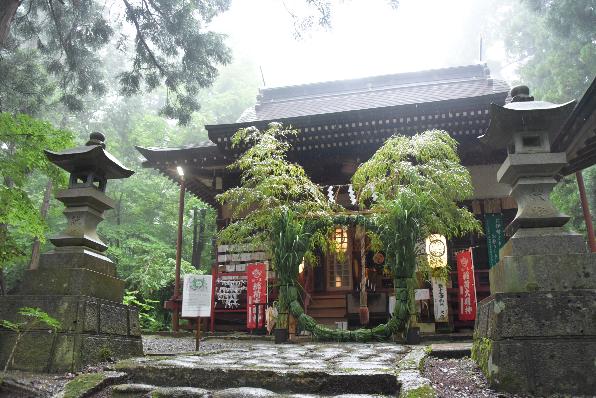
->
xmin=576 ymin=170 xmax=596 ymax=252
xmin=195 ymin=316 xmax=201 ymax=351
xmin=172 ymin=177 xmax=186 ymax=331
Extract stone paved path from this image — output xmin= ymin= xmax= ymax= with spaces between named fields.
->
xmin=113 ymin=342 xmax=415 ymax=396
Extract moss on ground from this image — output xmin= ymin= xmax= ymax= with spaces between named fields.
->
xmin=401 ymin=384 xmax=437 ymax=398
xmin=63 ymin=373 xmax=106 ymax=398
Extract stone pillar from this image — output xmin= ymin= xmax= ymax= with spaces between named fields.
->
xmin=0 ymin=133 xmax=143 ymax=372
xmin=474 ymin=87 xmax=596 ymax=395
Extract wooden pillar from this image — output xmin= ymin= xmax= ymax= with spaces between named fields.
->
xmin=172 ymin=176 xmax=186 ymax=331
xmin=576 ymin=170 xmax=596 ymax=253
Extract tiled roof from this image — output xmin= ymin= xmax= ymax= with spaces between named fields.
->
xmin=237 ymin=64 xmax=508 ymax=122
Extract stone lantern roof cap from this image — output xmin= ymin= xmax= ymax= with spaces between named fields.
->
xmin=479 ymin=85 xmax=576 ymax=150
xmin=44 ymin=132 xmax=134 ymax=179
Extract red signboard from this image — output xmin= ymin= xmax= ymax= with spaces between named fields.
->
xmin=456 ymin=249 xmax=477 ymax=321
xmin=246 ymin=263 xmax=267 ymax=329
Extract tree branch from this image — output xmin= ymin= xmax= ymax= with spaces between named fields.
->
xmin=121 ymin=0 xmax=168 ymax=78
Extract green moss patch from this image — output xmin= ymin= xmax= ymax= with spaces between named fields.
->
xmin=401 ymin=384 xmax=436 ymax=398
xmin=63 ymin=373 xmax=106 ymax=398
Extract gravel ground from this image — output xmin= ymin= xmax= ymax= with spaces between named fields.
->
xmin=423 ymin=356 xmax=533 ymax=398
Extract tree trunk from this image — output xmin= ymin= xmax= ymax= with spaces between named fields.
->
xmin=29 ymin=179 xmax=53 ymax=270
xmin=0 ymin=172 xmax=15 ymax=295
xmin=0 ymin=0 xmax=21 ymax=47
xmin=115 ymin=192 xmax=123 ymax=247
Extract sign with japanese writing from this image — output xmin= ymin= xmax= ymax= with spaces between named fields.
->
xmin=431 ymin=276 xmax=449 ymax=322
xmin=426 ymin=234 xmax=447 ymax=269
xmin=181 ymin=274 xmax=212 ymax=317
xmin=456 ymin=249 xmax=477 ymax=321
xmin=485 ymin=213 xmax=505 ymax=268
xmin=215 ymin=277 xmax=246 ymax=309
xmin=246 ymin=263 xmax=267 ymax=329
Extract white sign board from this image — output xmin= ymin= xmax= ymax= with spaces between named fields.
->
xmin=415 ymin=289 xmax=430 ymax=301
xmin=182 ymin=274 xmax=212 ymax=318
xmin=431 ymin=276 xmax=449 ymax=322
xmin=388 ymin=295 xmax=396 ymax=315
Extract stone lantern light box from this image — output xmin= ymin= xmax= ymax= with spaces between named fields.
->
xmin=0 ymin=132 xmax=143 ymax=373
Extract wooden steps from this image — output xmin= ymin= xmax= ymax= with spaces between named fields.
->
xmin=306 ymin=294 xmax=347 ymax=326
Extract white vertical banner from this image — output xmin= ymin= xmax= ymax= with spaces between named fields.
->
xmin=431 ymin=276 xmax=449 ymax=322
xmin=182 ymin=274 xmax=212 ymax=317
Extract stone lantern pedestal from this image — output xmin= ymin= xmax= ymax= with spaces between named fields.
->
xmin=474 ymin=87 xmax=596 ymax=395
xmin=0 ymin=133 xmax=143 ymax=372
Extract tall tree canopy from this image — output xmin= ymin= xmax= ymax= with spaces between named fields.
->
xmin=0 ymin=113 xmax=73 ymax=293
xmin=503 ymin=0 xmax=595 ymax=102
xmin=0 ymin=0 xmax=232 ymax=124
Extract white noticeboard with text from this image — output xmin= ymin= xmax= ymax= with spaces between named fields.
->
xmin=431 ymin=276 xmax=449 ymax=322
xmin=182 ymin=274 xmax=212 ymax=318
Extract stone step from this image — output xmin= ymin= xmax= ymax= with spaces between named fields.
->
xmin=111 ymin=384 xmax=394 ymax=398
xmin=113 ymin=343 xmax=407 ymax=396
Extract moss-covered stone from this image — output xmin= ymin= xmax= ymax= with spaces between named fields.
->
xmin=63 ymin=373 xmax=106 ymax=398
xmin=62 ymin=371 xmax=127 ymax=398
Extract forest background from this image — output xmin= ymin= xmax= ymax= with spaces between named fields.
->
xmin=1 ymin=0 xmax=594 ymax=330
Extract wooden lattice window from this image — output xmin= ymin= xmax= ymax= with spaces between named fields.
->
xmin=327 ymin=227 xmax=352 ymax=290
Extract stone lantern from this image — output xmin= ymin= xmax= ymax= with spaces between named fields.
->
xmin=0 ymin=133 xmax=143 ymax=372
xmin=474 ymin=86 xmax=596 ymax=395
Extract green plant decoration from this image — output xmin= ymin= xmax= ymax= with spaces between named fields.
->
xmin=218 ymin=125 xmax=480 ymax=341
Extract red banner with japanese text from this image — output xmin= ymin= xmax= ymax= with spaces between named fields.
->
xmin=246 ymin=263 xmax=267 ymax=329
xmin=456 ymin=249 xmax=477 ymax=321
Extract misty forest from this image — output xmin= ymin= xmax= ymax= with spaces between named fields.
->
xmin=1 ymin=0 xmax=594 ymax=333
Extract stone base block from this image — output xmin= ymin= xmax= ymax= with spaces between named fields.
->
xmin=476 ymin=291 xmax=596 ymax=340
xmin=39 ymin=248 xmax=117 ymax=276
xmin=0 ymin=330 xmax=142 ymax=373
xmin=473 ymin=336 xmax=596 ymax=395
xmin=0 ymin=295 xmax=142 ymax=372
xmin=490 ymin=252 xmax=596 ymax=294
xmin=500 ymin=227 xmax=586 ymax=257
xmin=21 ymin=268 xmax=124 ymax=302
xmin=474 ymin=291 xmax=596 ymax=395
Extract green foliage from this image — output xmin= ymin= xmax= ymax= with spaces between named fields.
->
xmin=352 ymin=130 xmax=481 ymax=240
xmin=0 ymin=113 xmax=73 ymax=268
xmin=217 ymin=123 xmax=335 ymax=257
xmin=123 ymin=290 xmax=162 ymax=331
xmin=0 ymin=306 xmax=61 ymax=333
xmin=503 ymin=0 xmax=596 ymax=103
xmin=472 ymin=335 xmax=493 ymax=378
xmin=0 ymin=49 xmax=55 ymax=115
xmin=551 ymin=167 xmax=596 ymax=236
xmin=4 ymin=0 xmax=232 ymax=124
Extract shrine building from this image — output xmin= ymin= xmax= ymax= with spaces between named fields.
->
xmin=137 ymin=64 xmax=516 ymax=332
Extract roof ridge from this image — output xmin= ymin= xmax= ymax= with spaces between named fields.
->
xmin=257 ymin=75 xmax=499 ymax=107
xmin=258 ymin=64 xmax=490 ymax=101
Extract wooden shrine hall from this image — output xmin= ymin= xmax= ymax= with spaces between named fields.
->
xmin=137 ymin=64 xmax=516 ymax=332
